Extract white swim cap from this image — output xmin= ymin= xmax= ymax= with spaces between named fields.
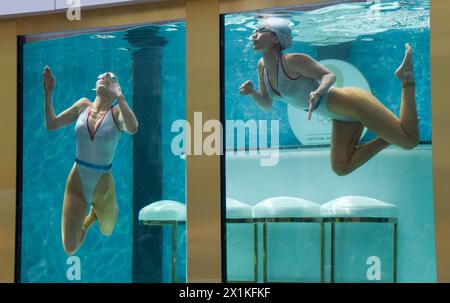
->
xmin=261 ymin=17 xmax=292 ymax=50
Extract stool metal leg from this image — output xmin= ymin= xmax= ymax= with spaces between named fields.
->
xmin=172 ymin=222 xmax=177 ymax=283
xmin=327 ymin=219 xmax=397 ymax=283
xmin=263 ymin=222 xmax=267 ymax=283
xmin=253 ymin=223 xmax=258 ymax=283
xmin=321 ymin=222 xmax=324 ymax=283
xmin=330 ymin=222 xmax=335 ymax=283
xmin=257 ymin=220 xmax=325 ymax=283
xmin=393 ymin=223 xmax=397 ymax=283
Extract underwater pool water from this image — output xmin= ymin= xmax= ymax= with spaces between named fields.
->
xmin=20 ymin=22 xmax=186 ymax=282
xmin=18 ymin=0 xmax=432 ymax=283
xmin=224 ymin=0 xmax=433 ymax=282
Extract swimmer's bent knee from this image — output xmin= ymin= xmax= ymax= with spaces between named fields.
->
xmin=63 ymin=241 xmax=80 ymax=256
xmin=331 ymin=163 xmax=353 ymax=176
xmin=400 ymin=137 xmax=419 ymax=150
xmin=99 ymin=223 xmax=116 ymax=236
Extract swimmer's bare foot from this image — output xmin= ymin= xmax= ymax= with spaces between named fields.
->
xmin=395 ymin=43 xmax=414 ymax=84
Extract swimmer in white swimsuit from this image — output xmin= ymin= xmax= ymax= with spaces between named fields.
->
xmin=240 ymin=17 xmax=419 ymax=176
xmin=262 ymin=53 xmax=357 ymax=123
xmin=75 ymin=103 xmax=121 ymax=204
xmin=43 ymin=67 xmax=139 ymax=255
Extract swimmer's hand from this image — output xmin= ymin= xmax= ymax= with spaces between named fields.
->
xmin=105 ymin=73 xmax=123 ymax=99
xmin=239 ymin=80 xmax=255 ymax=96
xmin=110 ymin=83 xmax=123 ymax=99
xmin=42 ymin=66 xmax=55 ymax=94
xmin=307 ymin=91 xmax=320 ymax=121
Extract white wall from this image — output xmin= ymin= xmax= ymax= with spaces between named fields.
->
xmin=54 ymin=0 xmax=161 ymax=9
xmin=0 ymin=0 xmax=165 ymax=19
xmin=0 ymin=0 xmax=54 ymax=16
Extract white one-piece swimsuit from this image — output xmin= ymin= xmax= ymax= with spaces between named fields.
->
xmin=74 ymin=104 xmax=122 ymax=204
xmin=263 ymin=55 xmax=358 ymax=122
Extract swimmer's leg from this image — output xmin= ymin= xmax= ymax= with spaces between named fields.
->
xmin=62 ymin=165 xmax=89 ymax=256
xmin=395 ymin=43 xmax=418 ymax=143
xmin=330 ymin=119 xmax=390 ymax=176
xmin=91 ymin=172 xmax=119 ymax=237
xmin=327 ymin=44 xmax=419 ymax=151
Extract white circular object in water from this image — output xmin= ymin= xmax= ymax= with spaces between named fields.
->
xmin=287 ymin=59 xmax=371 ymax=145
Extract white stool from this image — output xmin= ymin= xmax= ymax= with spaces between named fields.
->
xmin=253 ymin=196 xmax=324 ymax=282
xmin=321 ymin=196 xmax=398 ymax=283
xmin=139 ymin=200 xmax=186 ymax=283
xmin=226 ymin=198 xmax=255 ymax=282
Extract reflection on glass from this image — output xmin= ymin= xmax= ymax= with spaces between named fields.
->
xmin=19 ymin=22 xmax=186 ymax=282
xmin=224 ymin=0 xmax=433 ymax=283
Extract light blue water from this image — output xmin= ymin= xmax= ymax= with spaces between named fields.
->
xmin=19 ymin=0 xmax=432 ymax=283
xmin=224 ymin=0 xmax=430 ymax=149
xmin=224 ymin=0 xmax=434 ymax=283
xmin=20 ymin=22 xmax=186 ymax=282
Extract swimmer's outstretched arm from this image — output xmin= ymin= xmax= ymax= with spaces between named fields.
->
xmin=239 ymin=59 xmax=273 ymax=112
xmin=43 ymin=66 xmax=89 ymax=130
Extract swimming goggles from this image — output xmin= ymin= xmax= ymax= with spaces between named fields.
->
xmin=253 ymin=25 xmax=273 ymax=34
xmin=98 ymin=73 xmax=118 ymax=83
